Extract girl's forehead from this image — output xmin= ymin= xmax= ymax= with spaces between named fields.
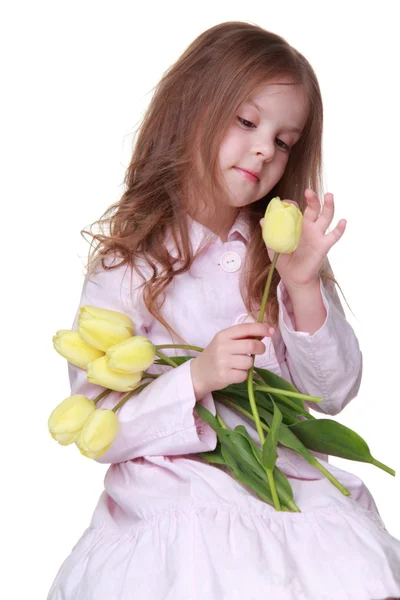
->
xmin=242 ymin=82 xmax=309 ymax=128
xmin=246 ymin=80 xmax=307 ymax=104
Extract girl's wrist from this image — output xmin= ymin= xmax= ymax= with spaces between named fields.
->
xmin=282 ymin=275 xmax=321 ymax=296
xmin=190 ymin=357 xmax=211 ymax=401
xmin=282 ymin=277 xmax=326 ymax=335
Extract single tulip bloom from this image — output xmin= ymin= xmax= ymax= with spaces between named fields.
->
xmin=76 ymin=408 xmax=120 ymax=458
xmin=78 ymin=305 xmax=134 ymax=352
xmin=262 ymin=196 xmax=303 ymax=253
xmin=52 ymin=330 xmax=104 ymax=369
xmin=106 ymin=336 xmax=156 ymax=373
xmin=48 ymin=394 xmax=96 ymax=446
xmin=87 ymin=355 xmax=143 ymax=391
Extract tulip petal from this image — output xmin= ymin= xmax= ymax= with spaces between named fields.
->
xmin=48 ymin=395 xmax=96 ymax=446
xmin=106 ymin=336 xmax=156 ymax=373
xmin=78 ymin=319 xmax=133 ymax=352
xmin=79 ymin=305 xmax=134 ymax=330
xmin=262 ymin=197 xmax=303 ymax=254
xmin=53 ymin=330 xmax=105 ymax=369
xmin=76 ymin=409 xmax=119 ymax=458
xmin=87 ymin=356 xmax=143 ymax=391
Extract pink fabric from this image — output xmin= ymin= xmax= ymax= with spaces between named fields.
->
xmin=48 ymin=215 xmax=400 ymax=599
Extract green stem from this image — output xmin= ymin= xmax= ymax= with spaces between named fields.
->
xmin=217 ymin=396 xmax=270 ymax=432
xmin=266 ymin=469 xmax=281 ymax=510
xmin=218 ymin=396 xmax=350 ymax=496
xmin=262 ymin=390 xmax=315 ymax=420
xmin=246 ymin=252 xmax=279 ymax=446
xmin=216 ymin=412 xmax=228 ymax=429
xmin=93 ymin=389 xmax=112 ymax=406
xmin=155 ymin=350 xmax=179 ymax=368
xmin=246 ymin=252 xmax=281 ymax=507
xmin=248 ymin=366 xmax=265 ymax=444
xmin=371 ymin=458 xmax=396 ymax=476
xmin=255 ymin=385 xmax=322 ymax=403
xmin=258 ymin=252 xmax=279 ymax=325
xmin=155 ymin=344 xmax=204 ymax=353
xmin=112 ymin=382 xmax=150 ymax=413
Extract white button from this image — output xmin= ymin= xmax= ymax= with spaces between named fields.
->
xmin=220 ymin=251 xmax=242 ymax=273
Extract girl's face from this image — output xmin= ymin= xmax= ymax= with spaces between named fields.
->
xmin=218 ymin=80 xmax=309 ymax=208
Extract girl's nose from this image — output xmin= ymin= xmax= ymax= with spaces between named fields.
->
xmin=253 ymin=139 xmax=275 ymax=162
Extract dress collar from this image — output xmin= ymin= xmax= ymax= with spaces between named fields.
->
xmin=188 ymin=211 xmax=251 ymax=254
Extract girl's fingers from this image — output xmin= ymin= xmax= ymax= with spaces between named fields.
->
xmin=324 ymin=218 xmax=347 ymax=250
xmin=230 ymin=355 xmax=255 ymax=371
xmin=317 ymin=193 xmax=335 ymax=232
xmin=224 ymin=323 xmax=273 ymax=340
xmin=230 ymin=339 xmax=267 ymax=356
xmin=303 ymin=188 xmax=321 ymax=222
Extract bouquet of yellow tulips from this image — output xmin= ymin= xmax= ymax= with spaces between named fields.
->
xmin=49 ymin=198 xmax=395 ymax=512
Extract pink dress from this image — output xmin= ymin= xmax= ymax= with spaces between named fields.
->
xmin=48 ymin=215 xmax=400 ymax=599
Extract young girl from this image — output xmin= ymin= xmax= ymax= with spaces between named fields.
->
xmin=48 ymin=21 xmax=400 ymax=600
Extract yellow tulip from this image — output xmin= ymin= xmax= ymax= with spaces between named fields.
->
xmin=52 ymin=330 xmax=105 ymax=369
xmin=106 ymin=336 xmax=156 ymax=373
xmin=78 ymin=305 xmax=134 ymax=352
xmin=48 ymin=394 xmax=96 ymax=446
xmin=87 ymin=356 xmax=143 ymax=391
xmin=76 ymin=408 xmax=120 ymax=458
xmin=262 ymin=197 xmax=303 ymax=253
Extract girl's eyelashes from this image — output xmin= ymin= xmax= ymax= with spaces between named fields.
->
xmin=236 ymin=116 xmax=291 ymax=152
xmin=237 ymin=116 xmax=256 ymax=129
xmin=275 ymin=139 xmax=290 ymax=151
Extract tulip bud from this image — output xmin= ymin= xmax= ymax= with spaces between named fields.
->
xmin=79 ymin=305 xmax=134 ymax=329
xmin=106 ymin=336 xmax=155 ymax=373
xmin=78 ymin=305 xmax=134 ymax=352
xmin=262 ymin=197 xmax=302 ymax=253
xmin=48 ymin=394 xmax=96 ymax=446
xmin=53 ymin=330 xmax=104 ymax=369
xmin=87 ymin=355 xmax=143 ymax=392
xmin=76 ymin=408 xmax=120 ymax=458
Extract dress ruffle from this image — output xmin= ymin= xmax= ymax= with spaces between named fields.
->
xmin=48 ymin=473 xmax=400 ymax=600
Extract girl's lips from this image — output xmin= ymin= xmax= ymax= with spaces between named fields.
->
xmin=234 ymin=167 xmax=260 ymax=183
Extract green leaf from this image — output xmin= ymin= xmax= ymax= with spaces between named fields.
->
xmin=262 ymin=400 xmax=282 ymax=470
xmin=154 ymin=355 xmax=192 ymax=366
xmin=221 ymin=426 xmax=299 ymax=510
xmin=218 ymin=429 xmax=266 ymax=480
xmin=220 ymin=444 xmax=274 ymax=504
xmin=226 ymin=391 xmax=301 ymax=426
xmin=195 ymin=403 xmax=301 ymax=510
xmin=289 ymin=419 xmax=395 ymax=475
xmin=197 ymin=442 xmax=225 ymax=465
xmin=254 ymin=366 xmax=300 ymax=394
xmin=195 ymin=402 xmax=221 ymax=430
xmin=233 ymin=425 xmax=263 ymax=461
xmin=273 ymin=466 xmax=298 ymax=509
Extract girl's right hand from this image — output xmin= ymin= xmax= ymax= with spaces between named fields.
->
xmin=190 ymin=323 xmax=274 ymax=400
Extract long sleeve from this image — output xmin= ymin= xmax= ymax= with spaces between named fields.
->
xmin=276 ymin=277 xmax=362 ymax=416
xmin=68 ymin=259 xmax=216 ymax=464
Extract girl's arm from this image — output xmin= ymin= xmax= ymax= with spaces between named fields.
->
xmin=67 ymin=260 xmax=217 ymax=464
xmin=275 ymin=273 xmax=362 ymax=416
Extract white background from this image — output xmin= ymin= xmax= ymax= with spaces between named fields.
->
xmin=2 ymin=1 xmax=399 ymax=597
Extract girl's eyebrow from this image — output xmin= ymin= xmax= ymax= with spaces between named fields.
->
xmin=245 ymin=99 xmax=302 ymax=134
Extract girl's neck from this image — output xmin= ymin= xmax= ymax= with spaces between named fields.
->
xmin=188 ymin=206 xmax=239 ymax=243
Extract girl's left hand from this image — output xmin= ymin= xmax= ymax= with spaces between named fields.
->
xmin=261 ymin=189 xmax=346 ymax=290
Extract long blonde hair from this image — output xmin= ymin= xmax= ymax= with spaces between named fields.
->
xmin=82 ymin=21 xmax=329 ymax=330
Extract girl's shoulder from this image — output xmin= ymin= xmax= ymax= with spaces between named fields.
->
xmin=84 ymin=252 xmax=151 ymax=304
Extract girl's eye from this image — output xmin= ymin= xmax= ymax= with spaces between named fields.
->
xmin=237 ymin=117 xmax=255 ymax=128
xmin=237 ymin=117 xmax=291 ymax=152
xmin=276 ymin=138 xmax=290 ymax=152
